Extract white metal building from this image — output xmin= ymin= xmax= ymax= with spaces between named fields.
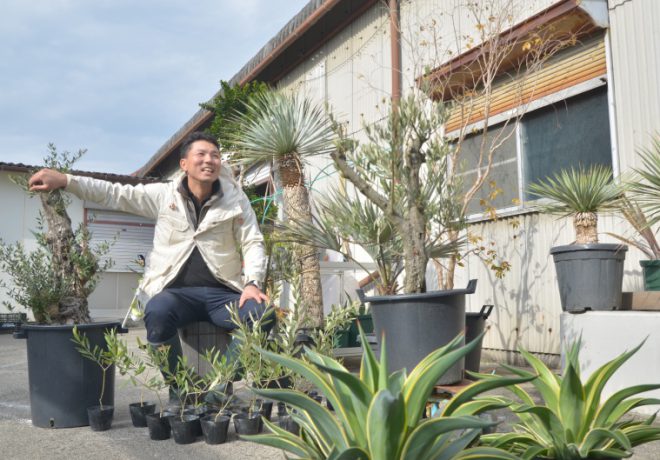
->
xmin=136 ymin=0 xmax=660 ymax=361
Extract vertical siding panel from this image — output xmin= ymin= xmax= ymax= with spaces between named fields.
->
xmin=609 ymin=0 xmax=660 ymax=171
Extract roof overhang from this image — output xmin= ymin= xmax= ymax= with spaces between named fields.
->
xmin=419 ymin=0 xmax=609 ymax=102
xmin=135 ymin=0 xmax=380 ymax=178
xmin=0 ymin=162 xmax=156 ymax=185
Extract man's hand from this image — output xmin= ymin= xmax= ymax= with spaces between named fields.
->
xmin=28 ymin=168 xmax=68 ymax=192
xmin=239 ymin=284 xmax=269 ymax=308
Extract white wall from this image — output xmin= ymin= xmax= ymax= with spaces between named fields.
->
xmin=0 ymin=171 xmax=141 ymax=319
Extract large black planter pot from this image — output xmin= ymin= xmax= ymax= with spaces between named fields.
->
xmin=464 ymin=304 xmax=494 ymax=379
xmin=358 ymin=280 xmax=477 ymax=385
xmin=16 ymin=321 xmax=119 ymax=428
xmin=550 ymin=244 xmax=627 ymax=312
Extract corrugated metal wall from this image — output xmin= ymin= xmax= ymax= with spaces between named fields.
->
xmin=608 ymin=0 xmax=660 ymax=171
xmin=269 ymin=0 xmax=658 ymax=357
xmin=277 ymin=2 xmax=392 ymax=198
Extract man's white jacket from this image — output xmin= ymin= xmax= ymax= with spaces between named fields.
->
xmin=65 ymin=167 xmax=266 ymax=300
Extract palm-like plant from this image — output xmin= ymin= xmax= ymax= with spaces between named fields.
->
xmin=278 ymin=186 xmax=404 ymax=295
xmin=607 ymin=196 xmax=660 ymax=259
xmin=243 ymin=327 xmax=534 ymax=459
xmin=528 ymin=164 xmax=622 ymax=244
xmin=232 ymin=91 xmax=336 ymax=327
xmin=629 ymin=136 xmax=660 ymax=228
xmin=479 ymin=340 xmax=660 ymax=459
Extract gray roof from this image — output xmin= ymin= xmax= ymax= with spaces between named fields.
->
xmin=0 ymin=161 xmax=157 ymax=185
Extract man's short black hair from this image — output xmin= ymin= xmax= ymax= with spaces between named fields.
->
xmin=179 ymin=132 xmax=220 ymax=159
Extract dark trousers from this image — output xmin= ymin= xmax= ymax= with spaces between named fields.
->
xmin=144 ymin=285 xmax=269 ymax=344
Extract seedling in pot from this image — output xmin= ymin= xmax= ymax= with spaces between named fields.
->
xmin=71 ymin=326 xmax=119 ymax=431
xmin=111 ymin=336 xmax=167 ymax=426
xmin=201 ymin=348 xmax=237 ymax=422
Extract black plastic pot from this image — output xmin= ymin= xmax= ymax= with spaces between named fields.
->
xmin=87 ymin=405 xmax=114 ymax=431
xmin=551 ymin=244 xmax=627 ymax=312
xmin=278 ymin=414 xmax=300 ymax=434
xmin=129 ymin=402 xmax=156 ymax=427
xmin=233 ymin=413 xmax=262 ymax=435
xmin=358 ymin=280 xmax=476 ymax=384
xmin=183 ymin=408 xmax=204 ymax=437
xmin=277 ymin=402 xmax=287 ymax=418
xmin=256 ymin=400 xmax=273 ymax=421
xmin=16 ymin=321 xmax=120 ymax=428
xmin=464 ymin=304 xmax=494 ymax=378
xmin=170 ymin=414 xmax=200 ymax=444
xmin=266 ymin=376 xmax=292 ymax=389
xmin=145 ymin=413 xmax=171 ymax=440
xmin=201 ymin=415 xmax=231 ymax=445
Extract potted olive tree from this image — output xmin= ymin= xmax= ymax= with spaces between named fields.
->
xmin=528 ymin=164 xmax=626 ymax=312
xmin=0 ymin=145 xmax=116 ymax=428
xmin=275 ymin=91 xmax=473 ymax=383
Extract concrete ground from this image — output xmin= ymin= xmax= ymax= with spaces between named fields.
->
xmin=1 ymin=326 xmax=660 ymax=459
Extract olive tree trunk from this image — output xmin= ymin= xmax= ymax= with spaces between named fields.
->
xmin=39 ymin=190 xmax=91 ymax=324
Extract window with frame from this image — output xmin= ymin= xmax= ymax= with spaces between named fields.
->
xmin=460 ymin=85 xmax=612 ymax=217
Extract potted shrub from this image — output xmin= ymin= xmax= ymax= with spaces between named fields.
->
xmin=528 ymin=164 xmax=626 ymax=312
xmin=110 ymin=336 xmax=171 ymax=431
xmin=199 ymin=348 xmax=237 ymax=445
xmin=71 ymin=326 xmax=119 ymax=431
xmin=0 ymin=146 xmax=117 ymax=428
xmin=479 ymin=339 xmax=660 ymax=458
xmin=278 ymin=91 xmax=475 ymax=382
xmin=123 ymin=338 xmax=174 ymax=440
xmin=243 ymin=326 xmax=530 ymax=459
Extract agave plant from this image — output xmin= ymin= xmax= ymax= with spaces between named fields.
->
xmin=528 ymin=164 xmax=622 ymax=244
xmin=479 ymin=340 xmax=660 ymax=459
xmin=243 ymin=327 xmax=533 ymax=459
xmin=232 ymin=91 xmax=336 ymax=327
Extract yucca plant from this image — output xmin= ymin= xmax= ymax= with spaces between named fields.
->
xmin=610 ymin=135 xmax=660 ymax=259
xmin=629 ymin=136 xmax=660 ymax=228
xmin=232 ymin=91 xmax=336 ymax=328
xmin=242 ymin=327 xmax=533 ymax=459
xmin=607 ymin=196 xmax=660 ymax=259
xmin=479 ymin=340 xmax=660 ymax=459
xmin=278 ymin=186 xmax=405 ymax=295
xmin=528 ymin=164 xmax=622 ymax=244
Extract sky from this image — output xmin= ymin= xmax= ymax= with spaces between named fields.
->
xmin=0 ymin=0 xmax=309 ymax=175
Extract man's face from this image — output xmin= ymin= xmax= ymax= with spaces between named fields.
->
xmin=179 ymin=140 xmax=221 ymax=185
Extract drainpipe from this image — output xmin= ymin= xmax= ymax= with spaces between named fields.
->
xmin=390 ymin=0 xmax=401 ymax=111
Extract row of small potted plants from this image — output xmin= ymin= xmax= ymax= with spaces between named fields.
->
xmin=70 ymin=297 xmax=360 ymax=445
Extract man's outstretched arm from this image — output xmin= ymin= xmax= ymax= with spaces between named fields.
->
xmin=28 ymin=168 xmax=68 ymax=192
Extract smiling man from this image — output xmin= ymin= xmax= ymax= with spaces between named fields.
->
xmin=28 ymin=132 xmax=270 ymax=400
